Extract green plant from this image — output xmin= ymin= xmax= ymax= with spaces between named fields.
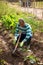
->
xmin=0 ymin=59 xmax=4 ymax=65
xmin=24 ymin=54 xmax=38 ymax=63
xmin=1 ymin=14 xmax=18 ymax=33
xmin=0 ymin=1 xmax=9 ymax=18
xmin=0 ymin=59 xmax=7 ymax=65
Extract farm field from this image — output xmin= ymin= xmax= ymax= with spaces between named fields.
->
xmin=0 ymin=1 xmax=43 ymax=65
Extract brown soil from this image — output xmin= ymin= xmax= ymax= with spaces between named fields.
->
xmin=0 ymin=22 xmax=43 ymax=65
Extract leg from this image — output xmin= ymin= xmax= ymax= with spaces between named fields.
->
xmin=24 ymin=37 xmax=32 ymax=46
xmin=16 ymin=33 xmax=26 ymax=43
xmin=19 ymin=33 xmax=26 ymax=42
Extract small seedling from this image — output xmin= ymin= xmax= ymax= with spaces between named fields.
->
xmin=24 ymin=54 xmax=38 ymax=64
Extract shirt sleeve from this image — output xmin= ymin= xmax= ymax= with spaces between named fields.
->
xmin=14 ymin=24 xmax=19 ymax=37
xmin=23 ymin=24 xmax=32 ymax=42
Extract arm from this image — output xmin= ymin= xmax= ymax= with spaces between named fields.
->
xmin=15 ymin=24 xmax=19 ymax=38
xmin=23 ymin=24 xmax=32 ymax=42
xmin=20 ymin=24 xmax=32 ymax=47
xmin=13 ymin=24 xmax=19 ymax=45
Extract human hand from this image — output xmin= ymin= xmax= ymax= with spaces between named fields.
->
xmin=20 ymin=41 xmax=24 ymax=47
xmin=13 ymin=36 xmax=17 ymax=45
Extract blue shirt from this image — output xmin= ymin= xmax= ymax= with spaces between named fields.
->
xmin=15 ymin=23 xmax=32 ymax=42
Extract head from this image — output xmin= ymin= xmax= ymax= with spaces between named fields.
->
xmin=19 ymin=18 xmax=25 ymax=27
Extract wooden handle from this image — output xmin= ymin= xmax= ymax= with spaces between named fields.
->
xmin=13 ymin=34 xmax=21 ymax=53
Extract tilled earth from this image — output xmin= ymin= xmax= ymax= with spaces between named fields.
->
xmin=0 ymin=22 xmax=43 ymax=65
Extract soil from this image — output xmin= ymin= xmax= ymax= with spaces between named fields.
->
xmin=0 ymin=22 xmax=43 ymax=65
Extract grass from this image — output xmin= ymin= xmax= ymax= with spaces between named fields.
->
xmin=0 ymin=1 xmax=43 ymax=33
xmin=0 ymin=1 xmax=9 ymax=17
xmin=23 ymin=17 xmax=43 ymax=32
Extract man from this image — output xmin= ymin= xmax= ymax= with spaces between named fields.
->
xmin=14 ymin=18 xmax=32 ymax=47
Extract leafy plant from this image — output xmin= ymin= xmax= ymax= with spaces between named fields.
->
xmin=0 ymin=59 xmax=7 ymax=65
xmin=0 ymin=59 xmax=4 ymax=65
xmin=24 ymin=54 xmax=38 ymax=63
xmin=0 ymin=1 xmax=43 ymax=33
xmin=1 ymin=12 xmax=26 ymax=33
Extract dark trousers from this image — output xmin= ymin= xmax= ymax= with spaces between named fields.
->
xmin=17 ymin=33 xmax=32 ymax=46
